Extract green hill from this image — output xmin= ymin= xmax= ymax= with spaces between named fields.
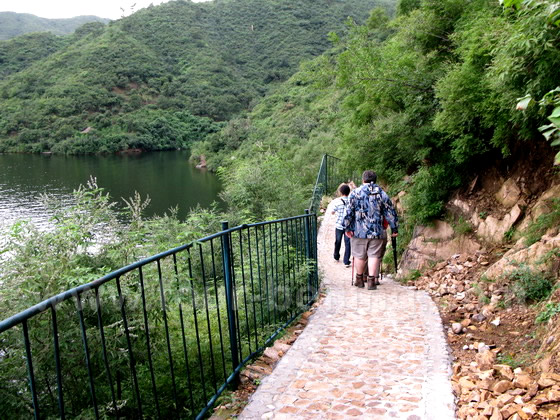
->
xmin=0 ymin=0 xmax=394 ymax=154
xmin=0 ymin=12 xmax=109 ymax=40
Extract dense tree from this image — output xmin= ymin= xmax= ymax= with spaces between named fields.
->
xmin=205 ymin=0 xmax=559 ymax=225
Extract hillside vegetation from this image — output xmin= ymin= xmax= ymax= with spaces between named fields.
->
xmin=206 ymin=0 xmax=560 ymax=225
xmin=0 ymin=12 xmax=109 ymax=40
xmin=0 ymin=0 xmax=393 ymax=154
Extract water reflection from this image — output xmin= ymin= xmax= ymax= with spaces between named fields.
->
xmin=0 ymin=151 xmax=224 ymax=232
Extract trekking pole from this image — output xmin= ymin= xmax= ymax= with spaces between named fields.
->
xmin=351 ymin=256 xmax=354 ymax=286
xmin=391 ymin=236 xmax=398 ymax=273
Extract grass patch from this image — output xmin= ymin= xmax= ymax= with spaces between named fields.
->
xmin=399 ymin=268 xmax=422 ymax=284
xmin=504 ymin=227 xmax=515 ymax=242
xmin=496 ymin=353 xmax=526 ymax=369
xmin=454 ymin=216 xmax=474 ymax=235
xmin=472 ymin=282 xmax=490 ymax=304
xmin=524 ymin=198 xmax=560 ymax=246
xmin=446 ymin=213 xmax=473 ymax=236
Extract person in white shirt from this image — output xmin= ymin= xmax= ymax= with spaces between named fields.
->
xmin=331 ymin=184 xmax=351 ymax=267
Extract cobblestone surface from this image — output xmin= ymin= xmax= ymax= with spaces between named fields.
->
xmin=239 ymin=201 xmax=456 ymax=419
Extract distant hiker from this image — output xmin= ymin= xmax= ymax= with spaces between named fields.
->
xmin=332 ymin=184 xmax=351 ymax=267
xmin=343 ymin=170 xmax=398 ymax=290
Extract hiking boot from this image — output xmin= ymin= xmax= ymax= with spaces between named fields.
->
xmin=355 ymin=273 xmax=364 ymax=288
xmin=367 ymin=276 xmax=377 ymax=290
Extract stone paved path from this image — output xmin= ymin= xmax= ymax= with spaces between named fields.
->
xmin=239 ymin=200 xmax=456 ymax=419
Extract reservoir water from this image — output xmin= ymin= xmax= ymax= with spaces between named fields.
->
xmin=0 ymin=151 xmax=223 ymax=232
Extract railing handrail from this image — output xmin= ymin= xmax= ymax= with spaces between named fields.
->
xmin=309 ymin=153 xmax=347 ymax=214
xmin=0 ymin=213 xmax=315 ymax=334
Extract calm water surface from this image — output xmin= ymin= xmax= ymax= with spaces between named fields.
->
xmin=0 ymin=151 xmax=223 ymax=231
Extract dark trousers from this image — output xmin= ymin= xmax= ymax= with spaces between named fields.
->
xmin=334 ymin=228 xmax=351 ymax=265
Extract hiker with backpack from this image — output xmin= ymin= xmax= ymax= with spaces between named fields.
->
xmin=343 ymin=170 xmax=398 ymax=290
xmin=331 ymin=184 xmax=352 ymax=267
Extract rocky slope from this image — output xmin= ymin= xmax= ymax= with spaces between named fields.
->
xmin=399 ymin=162 xmax=560 ymax=419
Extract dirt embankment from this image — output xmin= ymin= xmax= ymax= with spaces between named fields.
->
xmin=400 ymin=147 xmax=560 ymax=419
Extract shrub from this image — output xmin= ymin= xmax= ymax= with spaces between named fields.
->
xmin=507 ymin=265 xmax=554 ymax=304
xmin=405 ymin=164 xmax=462 ymax=225
xmin=536 ymin=302 xmax=560 ymax=324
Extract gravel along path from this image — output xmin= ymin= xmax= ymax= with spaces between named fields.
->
xmin=239 ymin=200 xmax=456 ymax=419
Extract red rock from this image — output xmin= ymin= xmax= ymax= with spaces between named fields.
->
xmin=538 ymin=373 xmax=560 ymax=389
xmin=500 ymin=403 xmax=520 ymax=419
xmin=476 ymin=350 xmax=496 ymax=370
xmin=489 ymin=407 xmax=503 ymax=420
xmin=522 ymin=383 xmax=539 ymax=403
xmin=495 ymin=393 xmax=514 ymax=408
xmin=512 ymin=373 xmax=534 ymax=389
xmin=458 ymin=377 xmax=477 ymax=392
xmin=494 ymin=364 xmax=514 ymax=381
xmin=492 ymin=380 xmax=512 ymax=394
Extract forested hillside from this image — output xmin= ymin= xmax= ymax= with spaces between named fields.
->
xmin=0 ymin=0 xmax=393 ymax=154
xmin=0 ymin=12 xmax=109 ymax=40
xmin=0 ymin=32 xmax=70 ymax=78
xmin=207 ymin=0 xmax=560 ymax=225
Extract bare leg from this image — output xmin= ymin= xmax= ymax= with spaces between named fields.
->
xmin=355 ymin=258 xmax=366 ymax=275
xmin=368 ymin=257 xmax=381 ymax=278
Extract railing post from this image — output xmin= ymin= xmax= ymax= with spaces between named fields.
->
xmin=325 ymin=154 xmax=329 ymax=194
xmin=304 ymin=210 xmax=313 ymax=304
xmin=221 ymin=221 xmax=239 ymax=386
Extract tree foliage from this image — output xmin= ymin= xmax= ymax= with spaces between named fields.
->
xmin=333 ymin=0 xmax=559 ymax=221
xmin=207 ymin=0 xmax=559 ymax=224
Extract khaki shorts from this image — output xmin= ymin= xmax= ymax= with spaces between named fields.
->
xmin=351 ymin=237 xmax=387 ymax=259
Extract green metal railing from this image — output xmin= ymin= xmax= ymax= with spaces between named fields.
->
xmin=0 ymin=154 xmax=353 ymax=419
xmin=309 ymin=154 xmax=351 ymax=214
xmin=0 ymin=215 xmax=318 ymax=419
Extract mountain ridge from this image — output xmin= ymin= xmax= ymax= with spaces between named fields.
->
xmin=0 ymin=11 xmax=110 ymax=40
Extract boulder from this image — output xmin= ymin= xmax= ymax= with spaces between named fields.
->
xmin=495 ymin=178 xmax=521 ymax=208
xmin=399 ymin=221 xmax=480 ymax=278
xmin=484 ymin=231 xmax=560 ymax=279
xmin=517 ymin=183 xmax=560 ymax=232
xmin=475 ymin=204 xmax=523 ymax=243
